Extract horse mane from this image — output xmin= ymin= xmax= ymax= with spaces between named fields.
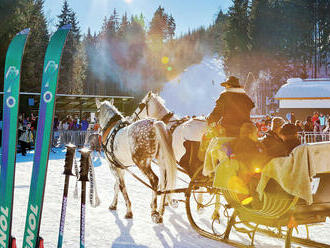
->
xmin=149 ymin=92 xmax=171 ymax=114
xmin=103 ymin=100 xmax=124 ymax=118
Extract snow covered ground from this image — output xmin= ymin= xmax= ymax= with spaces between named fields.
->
xmin=11 ymin=148 xmax=330 ymax=248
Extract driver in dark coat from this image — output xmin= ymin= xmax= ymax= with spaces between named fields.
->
xmin=207 ymin=76 xmax=255 ymax=137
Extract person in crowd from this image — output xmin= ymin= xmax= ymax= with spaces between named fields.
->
xmin=81 ymin=117 xmax=89 ymax=131
xmin=260 ymin=117 xmax=287 ymax=159
xmin=295 ymin=120 xmax=304 ymax=132
xmin=304 ymin=116 xmax=314 ymax=132
xmin=207 ymin=76 xmax=255 ymax=137
xmin=71 ymin=118 xmax=79 ymax=130
xmin=18 ymin=116 xmax=33 ymax=156
xmin=30 ymin=115 xmax=37 ymax=144
xmin=312 ymin=112 xmax=319 ymax=125
xmin=323 ymin=118 xmax=330 ymax=133
xmin=279 ymin=123 xmax=301 ymax=155
xmin=319 ymin=113 xmax=326 ymax=131
xmin=314 ymin=119 xmax=323 ymax=142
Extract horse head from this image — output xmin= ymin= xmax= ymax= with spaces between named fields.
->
xmin=95 ymin=99 xmax=123 ymax=131
xmin=132 ymin=91 xmax=173 ymax=122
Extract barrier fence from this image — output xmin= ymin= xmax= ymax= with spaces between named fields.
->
xmin=7 ymin=130 xmax=329 ymax=153
xmin=53 ymin=130 xmax=96 ymax=148
xmin=53 ymin=131 xmax=330 ymax=147
xmin=298 ymin=131 xmax=330 ymax=144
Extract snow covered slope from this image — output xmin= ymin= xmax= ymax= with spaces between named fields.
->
xmin=160 ymin=56 xmax=226 ymax=117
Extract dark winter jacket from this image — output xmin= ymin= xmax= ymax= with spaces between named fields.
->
xmin=207 ymin=88 xmax=255 ymax=136
xmin=283 ymin=138 xmax=300 ymax=155
xmin=260 ymin=130 xmax=287 ymax=159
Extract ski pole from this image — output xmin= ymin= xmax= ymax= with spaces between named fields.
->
xmin=57 ymin=144 xmax=76 ymax=248
xmin=79 ymin=148 xmax=91 ymax=248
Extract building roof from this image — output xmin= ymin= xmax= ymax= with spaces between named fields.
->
xmin=274 ymin=78 xmax=330 ymax=99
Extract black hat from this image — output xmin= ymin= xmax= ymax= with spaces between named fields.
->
xmin=221 ymin=76 xmax=241 ymax=88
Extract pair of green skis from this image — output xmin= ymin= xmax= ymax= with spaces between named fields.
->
xmin=0 ymin=25 xmax=71 ymax=248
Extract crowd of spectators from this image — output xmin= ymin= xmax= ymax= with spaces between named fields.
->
xmin=255 ymin=112 xmax=330 ymax=138
xmin=15 ymin=113 xmax=100 ymax=155
xmin=54 ymin=115 xmax=95 ymax=132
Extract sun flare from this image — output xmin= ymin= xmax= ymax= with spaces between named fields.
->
xmin=124 ymin=0 xmax=133 ymax=3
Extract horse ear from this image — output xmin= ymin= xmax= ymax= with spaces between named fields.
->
xmin=95 ymin=99 xmax=101 ymax=109
xmin=147 ymin=91 xmax=152 ymax=97
xmin=110 ymin=98 xmax=114 ymax=105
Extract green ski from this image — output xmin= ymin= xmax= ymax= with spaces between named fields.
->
xmin=22 ymin=25 xmax=70 ymax=248
xmin=0 ymin=28 xmax=30 ymax=248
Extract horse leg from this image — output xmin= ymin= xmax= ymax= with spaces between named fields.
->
xmin=118 ymin=169 xmax=133 ymax=219
xmin=137 ymin=162 xmax=162 ymax=223
xmin=108 ymin=165 xmax=119 ymax=211
xmin=109 ymin=166 xmax=133 ymax=218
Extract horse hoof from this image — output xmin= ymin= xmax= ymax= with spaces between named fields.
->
xmin=151 ymin=211 xmax=163 ymax=224
xmin=125 ymin=212 xmax=133 ymax=219
xmin=109 ymin=205 xmax=117 ymax=211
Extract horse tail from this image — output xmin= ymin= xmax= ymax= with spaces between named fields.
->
xmin=154 ymin=121 xmax=177 ymax=191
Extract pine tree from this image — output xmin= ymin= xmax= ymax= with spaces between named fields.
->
xmin=21 ymin=0 xmax=49 ymax=92
xmin=56 ymin=0 xmax=82 ymax=94
xmin=71 ymin=42 xmax=87 ymax=94
xmin=167 ymin=14 xmax=176 ymax=39
xmin=223 ymin=0 xmax=250 ymax=75
xmin=57 ymin=0 xmax=70 ymax=27
xmin=117 ymin=12 xmax=129 ymax=40
xmin=148 ymin=6 xmax=169 ymax=43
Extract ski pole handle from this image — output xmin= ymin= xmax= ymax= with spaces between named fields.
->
xmin=63 ymin=144 xmax=76 ymax=175
xmin=79 ymin=148 xmax=91 ymax=182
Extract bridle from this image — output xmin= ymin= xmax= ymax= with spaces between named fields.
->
xmin=132 ymin=94 xmax=174 ymax=124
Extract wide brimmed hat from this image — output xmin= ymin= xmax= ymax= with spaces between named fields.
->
xmin=221 ymin=76 xmax=241 ymax=88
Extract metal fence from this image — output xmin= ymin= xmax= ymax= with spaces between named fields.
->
xmin=53 ymin=130 xmax=96 ymax=148
xmin=298 ymin=132 xmax=330 ymax=144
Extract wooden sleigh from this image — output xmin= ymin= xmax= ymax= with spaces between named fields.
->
xmin=185 ymin=142 xmax=330 ymax=248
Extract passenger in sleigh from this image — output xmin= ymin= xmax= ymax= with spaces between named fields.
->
xmin=279 ymin=123 xmax=301 ymax=155
xmin=260 ymin=116 xmax=287 ymax=159
xmin=229 ymin=122 xmax=268 ymax=208
xmin=209 ymin=123 xmax=267 ymax=208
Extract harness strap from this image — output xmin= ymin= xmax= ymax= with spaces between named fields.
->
xmin=101 ymin=124 xmax=156 ymax=192
xmin=161 ymin=112 xmax=174 ymax=124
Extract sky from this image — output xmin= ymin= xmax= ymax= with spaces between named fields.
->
xmin=43 ymin=0 xmax=232 ymax=36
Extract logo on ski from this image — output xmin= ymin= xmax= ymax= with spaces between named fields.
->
xmin=23 ymin=204 xmax=39 ymax=248
xmin=6 ymin=97 xmax=16 ymax=108
xmin=43 ymin=91 xmax=53 ymax=103
xmin=5 ymin=66 xmax=19 ymax=82
xmin=0 ymin=207 xmax=9 ymax=248
xmin=44 ymin=60 xmax=58 ymax=88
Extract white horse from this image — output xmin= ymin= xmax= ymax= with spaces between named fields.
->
xmin=130 ymin=92 xmax=208 ymax=176
xmin=96 ymin=99 xmax=177 ymax=223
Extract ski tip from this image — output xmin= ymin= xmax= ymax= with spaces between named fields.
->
xmin=60 ymin=24 xmax=72 ymax=30
xmin=18 ymin=28 xmax=30 ymax=35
